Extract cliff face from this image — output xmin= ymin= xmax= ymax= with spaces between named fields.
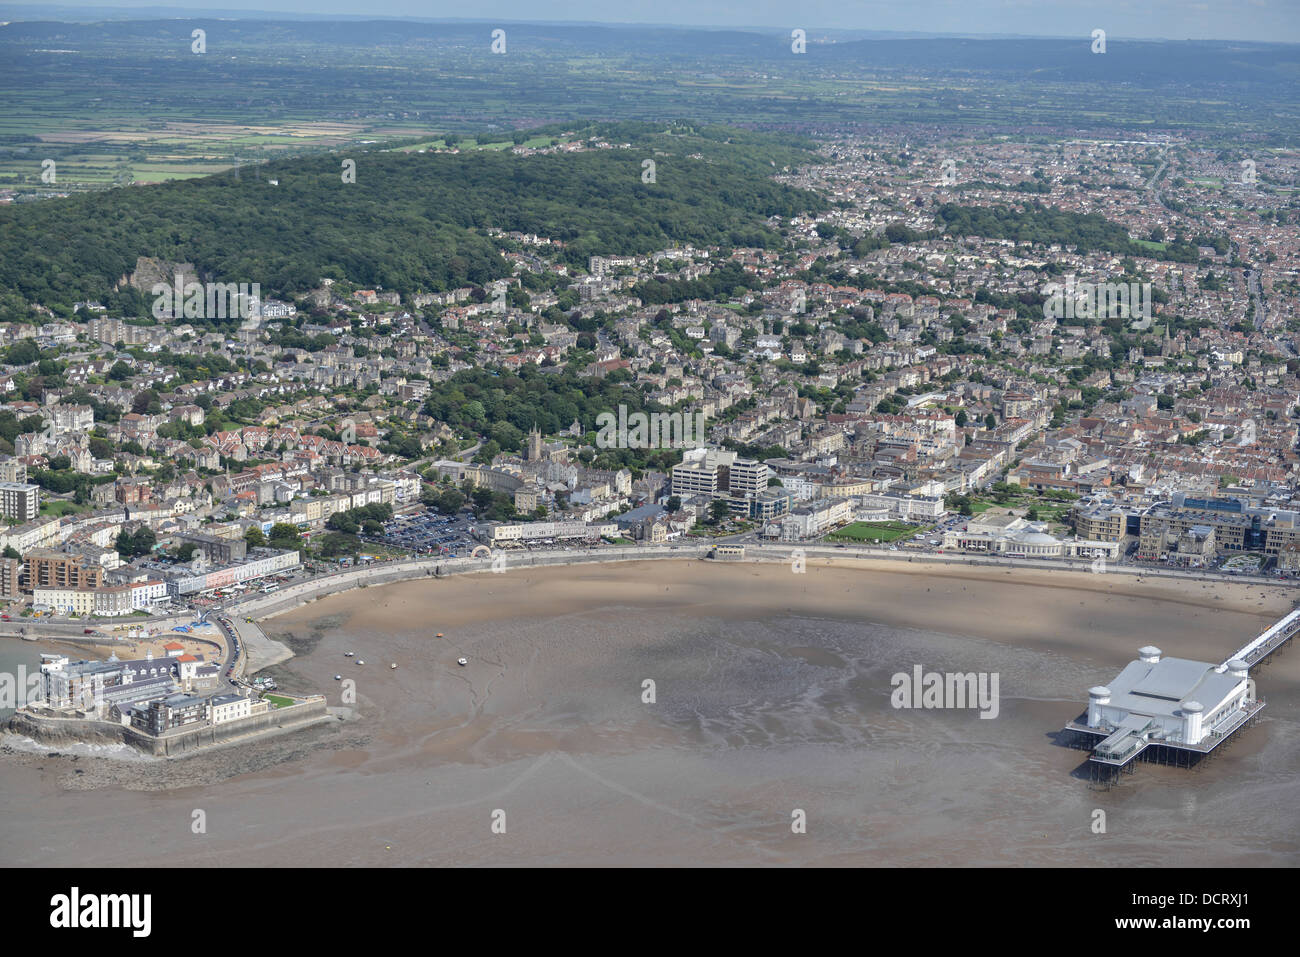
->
xmin=126 ymin=257 xmax=199 ymax=293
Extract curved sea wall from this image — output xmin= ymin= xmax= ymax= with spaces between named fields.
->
xmin=228 ymin=542 xmax=1291 ymax=625
xmin=6 ymin=543 xmax=1291 ymax=659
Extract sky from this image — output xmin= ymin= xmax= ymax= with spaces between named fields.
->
xmin=28 ymin=1 xmax=1300 ymax=43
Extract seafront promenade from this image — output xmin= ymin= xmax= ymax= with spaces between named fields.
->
xmin=212 ymin=541 xmax=1297 ymax=676
xmin=231 ymin=542 xmax=1292 ymax=627
xmin=6 ymin=543 xmax=1294 ymax=673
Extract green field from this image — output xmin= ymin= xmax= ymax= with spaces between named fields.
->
xmin=967 ymin=498 xmax=1072 ymax=521
xmin=396 ymin=134 xmax=565 ymax=153
xmin=961 ymin=483 xmax=1080 ymax=523
xmin=827 ymin=521 xmax=914 ymax=542
xmin=4 ymin=21 xmax=1296 ymax=199
xmin=0 ymin=127 xmax=575 ymax=197
xmin=262 ymin=694 xmax=294 ymax=709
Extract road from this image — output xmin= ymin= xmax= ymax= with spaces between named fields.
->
xmin=210 ymin=615 xmax=244 ymax=688
xmin=1243 ymin=258 xmax=1269 ymax=331
xmin=1145 ymin=147 xmax=1171 ymax=209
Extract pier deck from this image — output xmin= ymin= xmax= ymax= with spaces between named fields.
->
xmin=1064 ymin=698 xmax=1265 ymax=768
xmin=1227 ymin=608 xmax=1300 ymax=668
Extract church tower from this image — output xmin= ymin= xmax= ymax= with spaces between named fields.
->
xmin=527 ymin=424 xmax=543 ymax=462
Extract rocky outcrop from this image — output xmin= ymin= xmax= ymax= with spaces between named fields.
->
xmin=127 ymin=256 xmax=199 ymax=293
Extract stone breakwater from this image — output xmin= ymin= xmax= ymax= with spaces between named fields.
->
xmin=7 ymin=697 xmax=330 ymax=758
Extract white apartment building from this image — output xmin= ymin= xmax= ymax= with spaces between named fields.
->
xmin=774 ymin=497 xmax=854 ymax=541
xmin=168 ymin=549 xmax=301 ymax=596
xmin=0 ymin=482 xmax=40 ymax=522
xmin=209 ymin=692 xmax=264 ymax=725
xmin=860 ymin=490 xmax=947 ymax=521
xmin=130 ymin=579 xmax=169 ymax=610
xmin=489 ymin=521 xmax=618 ymax=544
xmin=32 ymin=586 xmax=95 ymax=616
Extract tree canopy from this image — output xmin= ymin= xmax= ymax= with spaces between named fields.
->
xmin=0 ymin=128 xmax=824 ymax=315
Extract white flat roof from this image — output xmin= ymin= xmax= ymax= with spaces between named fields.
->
xmin=1104 ymin=656 xmax=1242 ymax=719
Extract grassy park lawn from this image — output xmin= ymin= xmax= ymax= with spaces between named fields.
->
xmin=826 ymin=521 xmax=914 ymax=543
xmin=40 ymin=500 xmax=89 ymax=517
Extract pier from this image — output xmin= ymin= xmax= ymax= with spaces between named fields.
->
xmin=1063 ymin=609 xmax=1297 ymax=786
xmin=1223 ymin=608 xmax=1300 ymax=669
xmin=1064 ymin=699 xmax=1266 ymax=785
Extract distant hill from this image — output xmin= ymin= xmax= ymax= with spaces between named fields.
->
xmin=0 ymin=124 xmax=825 ymax=317
xmin=5 ymin=17 xmax=1297 ymax=85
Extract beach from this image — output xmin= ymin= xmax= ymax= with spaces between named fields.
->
xmin=2 ymin=557 xmax=1297 ymax=866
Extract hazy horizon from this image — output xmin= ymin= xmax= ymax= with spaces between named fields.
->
xmin=4 ymin=1 xmax=1298 ymax=44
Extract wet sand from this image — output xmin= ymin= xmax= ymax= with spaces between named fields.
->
xmin=2 ymin=558 xmax=1297 ymax=866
